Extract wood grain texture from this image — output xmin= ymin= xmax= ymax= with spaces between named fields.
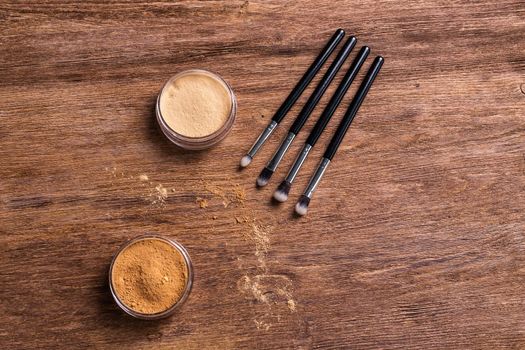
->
xmin=1 ymin=1 xmax=524 ymax=349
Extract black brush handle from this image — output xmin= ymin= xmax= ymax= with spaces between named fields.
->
xmin=306 ymin=46 xmax=370 ymax=147
xmin=289 ymin=36 xmax=356 ymax=134
xmin=272 ymin=29 xmax=345 ymax=123
xmin=323 ymin=56 xmax=384 ymax=160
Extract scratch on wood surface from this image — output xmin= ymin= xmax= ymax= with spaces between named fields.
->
xmin=355 ymin=265 xmax=408 ymax=279
xmin=7 ymin=196 xmax=52 ymax=209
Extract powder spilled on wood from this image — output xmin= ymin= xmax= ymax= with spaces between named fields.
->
xmin=191 ymin=179 xmax=299 ymax=331
xmin=105 ymin=166 xmax=124 ymax=178
xmin=233 ymin=184 xmax=246 ymax=203
xmin=238 ymin=274 xmax=296 ymax=315
xmin=234 ymin=214 xmax=299 ymax=330
xmin=235 ymin=215 xmax=273 ymax=269
xmin=196 ymin=197 xmax=208 ymax=208
xmin=235 ymin=216 xmax=249 ymax=224
xmin=254 ymin=319 xmax=270 ymax=331
xmin=149 ymin=184 xmax=168 ymax=207
xmin=201 ymin=181 xmax=246 ymax=208
xmin=249 ymin=222 xmax=271 ymax=262
xmin=104 ymin=167 xmax=170 ymax=209
xmin=287 ymin=299 xmax=296 ymax=312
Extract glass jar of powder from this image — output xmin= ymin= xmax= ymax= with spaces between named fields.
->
xmin=109 ymin=234 xmax=194 ymax=320
xmin=156 ymin=69 xmax=236 ymax=150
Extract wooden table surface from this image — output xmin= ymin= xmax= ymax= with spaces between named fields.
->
xmin=1 ymin=1 xmax=524 ymax=349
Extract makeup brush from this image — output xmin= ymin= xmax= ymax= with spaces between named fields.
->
xmin=240 ymin=28 xmax=345 ymax=168
xmin=256 ymin=36 xmax=357 ymax=187
xmin=295 ymin=55 xmax=384 ymax=216
xmin=274 ymin=46 xmax=370 ymax=202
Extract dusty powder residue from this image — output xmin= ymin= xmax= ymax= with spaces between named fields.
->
xmin=104 ymin=168 xmax=169 ymax=209
xmin=287 ymin=299 xmax=296 ymax=312
xmin=202 ymin=181 xmax=246 ymax=208
xmin=111 ymin=238 xmax=188 ymax=314
xmin=233 ymin=184 xmax=246 ymax=203
xmin=249 ymin=222 xmax=271 ymax=262
xmin=233 ymin=215 xmax=273 ymax=269
xmin=235 ymin=215 xmax=298 ymax=329
xmin=254 ymin=319 xmax=271 ymax=331
xmin=196 ymin=197 xmax=208 ymax=208
xmin=238 ymin=274 xmax=296 ymax=316
xmin=203 ymin=182 xmax=229 ymax=207
xmin=235 ymin=216 xmax=249 ymax=224
xmin=189 ymin=179 xmax=298 ymax=329
xmin=105 ymin=166 xmax=124 ymax=178
xmin=159 ymin=73 xmax=231 ymax=138
xmin=149 ymin=184 xmax=168 ymax=207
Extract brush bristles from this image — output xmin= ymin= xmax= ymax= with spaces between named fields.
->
xmin=256 ymin=167 xmax=273 ymax=187
xmin=294 ymin=195 xmax=310 ymax=216
xmin=240 ymin=155 xmax=252 ymax=168
xmin=273 ymin=181 xmax=291 ymax=202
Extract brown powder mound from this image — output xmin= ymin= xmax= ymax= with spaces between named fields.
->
xmin=111 ymin=238 xmax=188 ymax=314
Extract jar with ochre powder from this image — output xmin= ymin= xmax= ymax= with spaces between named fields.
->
xmin=109 ymin=235 xmax=193 ymax=320
xmin=156 ymin=69 xmax=236 ymax=150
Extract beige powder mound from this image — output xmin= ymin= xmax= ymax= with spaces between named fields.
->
xmin=160 ymin=73 xmax=231 ymax=138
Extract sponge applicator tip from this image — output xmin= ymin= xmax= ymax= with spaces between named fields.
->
xmin=240 ymin=155 xmax=252 ymax=168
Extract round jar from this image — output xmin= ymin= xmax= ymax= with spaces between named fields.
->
xmin=109 ymin=234 xmax=193 ymax=320
xmin=156 ymin=69 xmax=236 ymax=150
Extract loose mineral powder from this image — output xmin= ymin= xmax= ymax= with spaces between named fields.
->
xmin=109 ymin=236 xmax=193 ymax=318
xmin=156 ymin=69 xmax=236 ymax=149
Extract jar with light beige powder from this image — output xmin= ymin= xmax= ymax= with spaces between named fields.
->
xmin=156 ymin=69 xmax=236 ymax=150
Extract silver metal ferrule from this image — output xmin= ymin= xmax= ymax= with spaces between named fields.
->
xmin=285 ymin=143 xmax=312 ymax=183
xmin=303 ymin=157 xmax=330 ymax=198
xmin=247 ymin=120 xmax=278 ymax=158
xmin=266 ymin=132 xmax=296 ymax=171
